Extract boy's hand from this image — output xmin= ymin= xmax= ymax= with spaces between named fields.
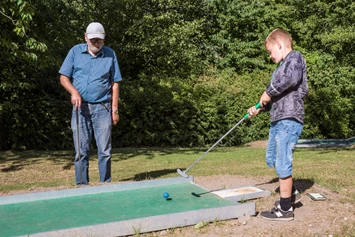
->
xmin=247 ymin=106 xmax=261 ymax=117
xmin=260 ymin=91 xmax=271 ymax=107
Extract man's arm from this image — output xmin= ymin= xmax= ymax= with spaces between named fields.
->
xmin=60 ymin=74 xmax=81 ymax=109
xmin=111 ymin=82 xmax=119 ymax=125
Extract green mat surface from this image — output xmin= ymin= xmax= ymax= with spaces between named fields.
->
xmin=0 ymin=183 xmax=232 ymax=237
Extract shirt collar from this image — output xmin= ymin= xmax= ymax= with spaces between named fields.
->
xmin=81 ymin=44 xmax=104 ymax=57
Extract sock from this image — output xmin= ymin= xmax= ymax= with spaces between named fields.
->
xmin=280 ymin=197 xmax=291 ymax=211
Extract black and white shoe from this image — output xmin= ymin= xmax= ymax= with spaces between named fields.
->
xmin=260 ymin=202 xmax=294 ymax=221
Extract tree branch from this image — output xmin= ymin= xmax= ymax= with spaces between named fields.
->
xmin=0 ymin=9 xmax=17 ymax=25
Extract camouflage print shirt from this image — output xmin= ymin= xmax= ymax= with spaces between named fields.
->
xmin=265 ymin=50 xmax=309 ymax=124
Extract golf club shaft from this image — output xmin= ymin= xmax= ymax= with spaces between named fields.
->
xmin=183 ymin=116 xmax=246 ymax=174
xmin=76 ymin=109 xmax=82 ymax=184
xmin=180 ymin=102 xmax=261 ymax=176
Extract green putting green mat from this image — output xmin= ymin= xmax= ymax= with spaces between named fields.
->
xmin=0 ymin=182 xmax=233 ymax=237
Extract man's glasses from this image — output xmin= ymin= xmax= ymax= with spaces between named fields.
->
xmin=89 ymin=38 xmax=104 ymax=44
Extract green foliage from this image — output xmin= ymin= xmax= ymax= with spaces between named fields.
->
xmin=1 ymin=0 xmax=355 ymax=150
xmin=0 ymin=0 xmax=82 ymax=150
xmin=101 ymin=0 xmax=214 ymax=79
xmin=303 ymin=52 xmax=355 ymax=138
xmin=113 ymin=69 xmax=270 ymax=147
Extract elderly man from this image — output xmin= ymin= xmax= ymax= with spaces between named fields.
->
xmin=59 ymin=22 xmax=122 ymax=185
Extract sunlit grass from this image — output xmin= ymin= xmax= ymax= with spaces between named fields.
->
xmin=0 ymin=146 xmax=354 ymax=204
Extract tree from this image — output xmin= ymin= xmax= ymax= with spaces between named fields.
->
xmin=0 ymin=0 xmax=47 ymax=149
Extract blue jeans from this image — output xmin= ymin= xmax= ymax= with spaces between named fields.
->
xmin=71 ymin=101 xmax=112 ymax=184
xmin=266 ymin=119 xmax=303 ymax=178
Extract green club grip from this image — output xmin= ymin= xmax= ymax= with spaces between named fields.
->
xmin=255 ymin=102 xmax=261 ymax=109
xmin=243 ymin=102 xmax=261 ymax=119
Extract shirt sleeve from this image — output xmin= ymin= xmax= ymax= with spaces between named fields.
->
xmin=112 ymin=51 xmax=122 ymax=83
xmin=58 ymin=47 xmax=75 ymax=78
xmin=266 ymin=54 xmax=304 ymax=97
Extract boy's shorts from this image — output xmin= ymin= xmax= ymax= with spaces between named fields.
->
xmin=266 ymin=119 xmax=303 ymax=178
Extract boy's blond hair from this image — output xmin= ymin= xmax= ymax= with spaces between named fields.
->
xmin=265 ymin=28 xmax=293 ymax=49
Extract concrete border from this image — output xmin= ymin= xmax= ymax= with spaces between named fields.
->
xmin=29 ymin=202 xmax=255 ymax=237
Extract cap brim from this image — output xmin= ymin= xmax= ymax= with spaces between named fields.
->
xmin=87 ymin=33 xmax=105 ymax=39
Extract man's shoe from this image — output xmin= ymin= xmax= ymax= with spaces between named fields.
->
xmin=260 ymin=202 xmax=294 ymax=221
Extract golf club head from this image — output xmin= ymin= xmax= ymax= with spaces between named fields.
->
xmin=191 ymin=192 xmax=201 ymax=197
xmin=177 ymin=168 xmax=189 ymax=178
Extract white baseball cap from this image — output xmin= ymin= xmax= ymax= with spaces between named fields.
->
xmin=86 ymin=22 xmax=105 ymax=39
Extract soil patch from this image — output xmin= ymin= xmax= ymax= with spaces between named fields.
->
xmin=150 ymin=175 xmax=355 ymax=237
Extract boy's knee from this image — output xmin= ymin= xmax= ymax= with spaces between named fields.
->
xmin=276 ymin=167 xmax=292 ymax=178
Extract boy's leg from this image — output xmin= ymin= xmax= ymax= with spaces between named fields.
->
xmin=267 ymin=122 xmax=293 ymax=206
xmin=279 ymin=176 xmax=293 ymax=211
xmin=265 ymin=122 xmax=277 ymax=168
xmin=280 ymin=176 xmax=293 ymax=198
xmin=275 ymin=119 xmax=303 ymax=195
xmin=261 ymin=119 xmax=303 ymax=220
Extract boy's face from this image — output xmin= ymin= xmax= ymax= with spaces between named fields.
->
xmin=265 ymin=41 xmax=283 ymax=64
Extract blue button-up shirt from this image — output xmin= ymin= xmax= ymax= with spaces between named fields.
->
xmin=59 ymin=43 xmax=122 ymax=102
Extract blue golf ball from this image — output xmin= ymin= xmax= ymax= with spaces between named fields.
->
xmin=163 ymin=192 xmax=169 ymax=198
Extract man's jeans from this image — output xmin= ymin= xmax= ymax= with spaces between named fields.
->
xmin=266 ymin=119 xmax=303 ymax=178
xmin=71 ymin=101 xmax=112 ymax=184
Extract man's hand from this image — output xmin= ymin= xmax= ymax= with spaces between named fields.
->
xmin=71 ymin=91 xmax=82 ymax=109
xmin=112 ymin=112 xmax=119 ymax=125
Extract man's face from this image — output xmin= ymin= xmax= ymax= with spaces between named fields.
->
xmin=265 ymin=41 xmax=283 ymax=64
xmin=85 ymin=35 xmax=104 ymax=55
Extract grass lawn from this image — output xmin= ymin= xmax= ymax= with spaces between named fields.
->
xmin=0 ymin=146 xmax=354 ymax=205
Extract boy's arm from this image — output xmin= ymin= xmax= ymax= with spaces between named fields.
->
xmin=265 ymin=55 xmax=304 ymax=97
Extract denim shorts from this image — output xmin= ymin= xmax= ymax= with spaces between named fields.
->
xmin=265 ymin=119 xmax=303 ymax=178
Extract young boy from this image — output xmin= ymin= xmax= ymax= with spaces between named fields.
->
xmin=248 ymin=28 xmax=308 ymax=220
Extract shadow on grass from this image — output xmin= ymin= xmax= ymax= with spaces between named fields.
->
xmin=0 ymin=147 xmax=206 ymax=173
xmin=119 ymin=168 xmax=181 ymax=181
xmin=290 ymin=178 xmax=315 ymax=194
xmin=112 ymin=147 xmax=206 ymax=161
xmin=255 ymin=177 xmax=314 ymax=194
xmin=0 ymin=151 xmax=75 ymax=172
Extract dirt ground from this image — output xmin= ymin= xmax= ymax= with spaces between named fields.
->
xmin=146 ymin=140 xmax=355 ymax=237
xmin=172 ymin=174 xmax=355 ymax=237
xmin=2 ymin=141 xmax=354 ymax=237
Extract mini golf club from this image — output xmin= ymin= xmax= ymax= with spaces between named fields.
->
xmin=76 ymin=109 xmax=82 ymax=184
xmin=177 ymin=102 xmax=261 ymax=178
